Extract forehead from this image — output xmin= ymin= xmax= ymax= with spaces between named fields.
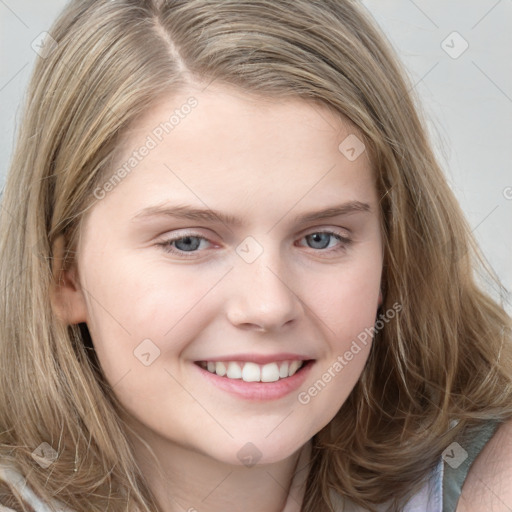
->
xmin=114 ymin=83 xmax=368 ymax=167
xmin=93 ymin=84 xmax=376 ymax=225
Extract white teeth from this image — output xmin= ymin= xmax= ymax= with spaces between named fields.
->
xmin=261 ymin=362 xmax=280 ymax=382
xmin=215 ymin=362 xmax=227 ymax=377
xmin=242 ymin=362 xmax=260 ymax=382
xmin=201 ymin=360 xmax=306 ymax=382
xmin=288 ymin=360 xmax=302 ymax=377
xmin=226 ymin=362 xmax=242 ymax=379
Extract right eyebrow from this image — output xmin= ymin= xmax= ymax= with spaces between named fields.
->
xmin=130 ymin=200 xmax=372 ymax=227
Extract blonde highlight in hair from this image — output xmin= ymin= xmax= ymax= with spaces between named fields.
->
xmin=1 ymin=1 xmax=511 ymax=511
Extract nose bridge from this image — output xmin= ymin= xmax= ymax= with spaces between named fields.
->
xmin=226 ymin=238 xmax=302 ymax=330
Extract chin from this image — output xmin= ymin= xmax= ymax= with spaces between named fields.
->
xmin=211 ymin=435 xmax=309 ymax=468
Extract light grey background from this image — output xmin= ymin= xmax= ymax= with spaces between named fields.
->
xmin=1 ymin=1 xmax=511 ymax=305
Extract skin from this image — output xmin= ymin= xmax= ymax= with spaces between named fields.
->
xmin=51 ymin=82 xmax=385 ymax=512
xmin=457 ymin=418 xmax=512 ymax=511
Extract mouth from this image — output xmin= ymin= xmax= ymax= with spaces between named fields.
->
xmin=193 ymin=358 xmax=315 ymax=401
xmin=194 ymin=359 xmax=313 ymax=383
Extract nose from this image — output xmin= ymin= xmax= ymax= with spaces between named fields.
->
xmin=225 ymin=248 xmax=304 ymax=332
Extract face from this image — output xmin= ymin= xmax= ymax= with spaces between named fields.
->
xmin=55 ymin=83 xmax=383 ymax=466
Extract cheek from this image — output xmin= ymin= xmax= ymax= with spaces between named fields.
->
xmin=313 ymin=257 xmax=382 ymax=344
xmin=296 ymin=276 xmax=379 ymax=426
xmin=295 ymin=251 xmax=381 ymax=416
xmin=82 ymin=257 xmax=224 ymax=375
xmin=81 ymin=271 xmax=210 ymax=422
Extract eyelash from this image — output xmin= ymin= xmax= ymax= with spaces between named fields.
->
xmin=155 ymin=230 xmax=352 ymax=258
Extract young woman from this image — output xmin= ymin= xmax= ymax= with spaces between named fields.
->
xmin=0 ymin=1 xmax=511 ymax=511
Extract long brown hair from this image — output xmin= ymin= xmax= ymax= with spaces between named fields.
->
xmin=1 ymin=1 xmax=511 ymax=511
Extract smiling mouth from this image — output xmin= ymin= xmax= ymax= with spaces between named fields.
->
xmin=195 ymin=359 xmax=313 ymax=383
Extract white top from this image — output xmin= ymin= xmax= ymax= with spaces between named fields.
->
xmin=0 ymin=462 xmax=74 ymax=512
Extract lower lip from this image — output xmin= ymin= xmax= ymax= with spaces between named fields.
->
xmin=194 ymin=361 xmax=314 ymax=401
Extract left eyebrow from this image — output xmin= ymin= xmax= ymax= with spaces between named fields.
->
xmin=292 ymin=201 xmax=371 ymax=223
xmin=131 ymin=200 xmax=371 ymax=226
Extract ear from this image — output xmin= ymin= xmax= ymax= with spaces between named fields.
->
xmin=49 ymin=235 xmax=88 ymax=325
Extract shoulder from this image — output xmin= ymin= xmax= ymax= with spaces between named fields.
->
xmin=456 ymin=417 xmax=512 ymax=511
xmin=0 ymin=463 xmax=32 ymax=512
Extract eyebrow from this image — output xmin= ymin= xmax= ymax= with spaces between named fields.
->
xmin=131 ymin=200 xmax=371 ymax=227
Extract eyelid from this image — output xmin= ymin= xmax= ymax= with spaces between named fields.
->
xmin=155 ymin=229 xmax=215 ymax=258
xmin=301 ymin=224 xmax=351 ymax=237
xmin=155 ymin=226 xmax=353 ymax=258
xmin=157 ymin=225 xmax=351 ymax=241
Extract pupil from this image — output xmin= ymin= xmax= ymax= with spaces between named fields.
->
xmin=308 ymin=233 xmax=329 ymax=249
xmin=175 ymin=236 xmax=201 ymax=251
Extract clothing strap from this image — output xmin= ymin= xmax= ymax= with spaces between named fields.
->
xmin=442 ymin=418 xmax=502 ymax=511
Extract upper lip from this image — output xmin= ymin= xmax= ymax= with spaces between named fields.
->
xmin=195 ymin=353 xmax=314 ymax=365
